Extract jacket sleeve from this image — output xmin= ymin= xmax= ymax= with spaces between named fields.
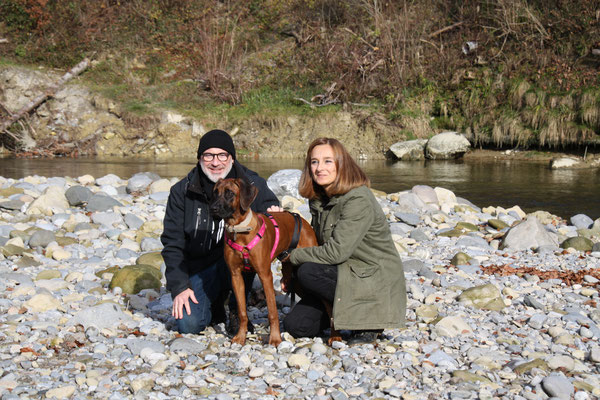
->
xmin=250 ymin=175 xmax=280 ymax=212
xmin=160 ymin=182 xmax=190 ymax=299
xmin=289 ymin=193 xmax=373 ymax=265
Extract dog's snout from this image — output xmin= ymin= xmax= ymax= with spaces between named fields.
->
xmin=209 ymin=195 xmax=234 ymax=220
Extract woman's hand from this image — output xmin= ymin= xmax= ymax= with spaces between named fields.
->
xmin=267 ymin=205 xmax=284 ymax=212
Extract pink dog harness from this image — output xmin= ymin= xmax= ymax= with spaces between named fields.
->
xmin=225 ymin=214 xmax=279 ymax=271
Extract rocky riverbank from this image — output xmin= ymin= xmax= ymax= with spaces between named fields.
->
xmin=1 ymin=171 xmax=599 ymax=399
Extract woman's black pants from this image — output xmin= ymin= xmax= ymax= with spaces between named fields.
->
xmin=283 ymin=262 xmax=338 ymax=338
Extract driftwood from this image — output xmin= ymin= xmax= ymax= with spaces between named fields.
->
xmin=294 ymin=82 xmax=341 ymax=108
xmin=428 ymin=22 xmax=463 ymax=38
xmin=0 ymin=58 xmax=90 ymax=138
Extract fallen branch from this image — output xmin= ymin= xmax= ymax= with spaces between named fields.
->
xmin=428 ymin=21 xmax=463 ymax=38
xmin=0 ymin=102 xmax=19 ymax=142
xmin=0 ymin=58 xmax=90 ymax=137
xmin=294 ymin=97 xmax=333 ymax=108
xmin=343 ymin=27 xmax=377 ymax=51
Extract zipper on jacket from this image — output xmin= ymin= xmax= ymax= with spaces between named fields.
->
xmin=194 ymin=208 xmax=201 ymax=238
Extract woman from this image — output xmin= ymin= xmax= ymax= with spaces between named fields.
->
xmin=283 ymin=138 xmax=406 ymax=344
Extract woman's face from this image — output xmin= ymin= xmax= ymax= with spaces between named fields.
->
xmin=310 ymin=144 xmax=337 ymax=190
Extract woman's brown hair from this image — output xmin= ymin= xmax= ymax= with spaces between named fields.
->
xmin=298 ymin=137 xmax=370 ymax=199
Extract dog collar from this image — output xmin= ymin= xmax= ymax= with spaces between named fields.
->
xmin=226 ymin=211 xmax=253 ymax=236
xmin=225 ymin=214 xmax=280 ymax=270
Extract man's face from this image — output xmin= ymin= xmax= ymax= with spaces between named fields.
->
xmin=199 ymin=147 xmax=233 ymax=183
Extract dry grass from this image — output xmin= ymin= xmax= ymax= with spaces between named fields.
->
xmin=521 ymin=106 xmax=547 ymax=130
xmin=492 ymin=113 xmax=531 ymax=147
xmin=539 ymin=114 xmax=593 ymax=147
xmin=581 ymin=107 xmax=600 ymax=130
xmin=511 ymin=80 xmax=531 ymax=109
xmin=579 ymin=90 xmax=600 ymax=130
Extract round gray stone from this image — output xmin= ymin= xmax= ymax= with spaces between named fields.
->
xmin=65 ymin=185 xmax=93 ymax=206
xmin=86 ymin=193 xmax=123 ymax=212
xmin=542 ymin=374 xmax=574 ymax=400
xmin=28 ymin=229 xmax=56 ymax=248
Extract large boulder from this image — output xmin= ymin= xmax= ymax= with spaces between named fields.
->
xmin=389 ymin=139 xmax=427 ymax=160
xmin=109 ymin=264 xmax=162 ymax=294
xmin=136 ymin=252 xmax=164 ymax=270
xmin=127 ymin=172 xmax=160 ymax=194
xmin=412 ymin=185 xmax=438 ymax=205
xmin=425 ymin=131 xmax=471 ymax=160
xmin=458 ymin=284 xmax=505 ymax=311
xmin=26 ymin=186 xmax=69 ymax=215
xmin=69 ymin=302 xmax=132 ymax=330
xmin=549 ymin=157 xmax=580 ymax=169
xmin=96 ymin=174 xmax=123 ymax=186
xmin=149 ymin=178 xmax=173 ymax=194
xmin=434 ymin=187 xmax=458 ymax=208
xmin=393 ymin=192 xmax=427 ymax=213
xmin=65 ymin=185 xmax=93 ymax=206
xmin=560 ymin=236 xmax=594 ymax=252
xmin=86 ymin=193 xmax=123 ymax=212
xmin=267 ymin=169 xmax=302 ymax=199
xmin=570 ymin=214 xmax=594 ymax=230
xmin=501 ymin=217 xmax=559 ymax=251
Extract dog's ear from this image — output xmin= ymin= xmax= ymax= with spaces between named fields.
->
xmin=239 ymin=178 xmax=258 ymax=212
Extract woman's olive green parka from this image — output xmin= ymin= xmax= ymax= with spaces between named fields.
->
xmin=289 ymin=185 xmax=406 ymax=330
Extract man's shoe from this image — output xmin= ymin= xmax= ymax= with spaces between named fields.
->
xmin=347 ymin=330 xmax=381 ymax=345
xmin=226 ymin=312 xmax=255 ymax=336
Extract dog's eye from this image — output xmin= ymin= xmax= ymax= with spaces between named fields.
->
xmin=225 ymin=189 xmax=234 ymax=200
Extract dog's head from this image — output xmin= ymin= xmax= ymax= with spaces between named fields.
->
xmin=209 ymin=178 xmax=258 ymax=223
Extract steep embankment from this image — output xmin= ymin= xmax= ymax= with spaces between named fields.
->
xmin=0 ymin=65 xmax=406 ymax=159
xmin=1 ymin=1 xmax=599 ymax=156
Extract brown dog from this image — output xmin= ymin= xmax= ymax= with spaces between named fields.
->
xmin=209 ymin=177 xmax=320 ymax=346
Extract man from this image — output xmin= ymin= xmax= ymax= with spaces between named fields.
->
xmin=160 ymin=129 xmax=281 ymax=334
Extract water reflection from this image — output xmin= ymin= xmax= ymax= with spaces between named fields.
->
xmin=0 ymin=156 xmax=597 ymax=220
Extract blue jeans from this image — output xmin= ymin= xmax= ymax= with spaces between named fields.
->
xmin=176 ymin=259 xmax=254 ymax=334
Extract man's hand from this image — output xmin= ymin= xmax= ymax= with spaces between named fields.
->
xmin=267 ymin=205 xmax=284 ymax=212
xmin=172 ymin=288 xmax=198 ymax=319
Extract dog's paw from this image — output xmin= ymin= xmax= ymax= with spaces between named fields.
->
xmin=232 ymin=334 xmax=247 ymax=346
xmin=268 ymin=335 xmax=282 ymax=347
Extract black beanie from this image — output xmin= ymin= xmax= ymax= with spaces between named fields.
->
xmin=197 ymin=129 xmax=236 ymax=160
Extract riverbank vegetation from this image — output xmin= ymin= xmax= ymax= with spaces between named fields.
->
xmin=1 ymin=0 xmax=599 ymax=150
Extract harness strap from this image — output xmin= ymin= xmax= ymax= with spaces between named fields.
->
xmin=277 ymin=213 xmax=304 ymax=306
xmin=289 ymin=213 xmax=302 ymax=250
xmin=225 ymin=213 xmax=280 ymax=272
xmin=277 ymin=212 xmax=303 ymax=262
xmin=264 ymin=213 xmax=280 ymax=260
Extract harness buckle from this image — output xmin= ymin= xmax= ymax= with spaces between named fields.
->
xmin=242 ymin=255 xmax=252 ymax=271
xmin=277 ymin=250 xmax=290 ymax=262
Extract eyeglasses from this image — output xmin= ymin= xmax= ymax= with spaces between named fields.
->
xmin=201 ymin=152 xmax=230 ymax=162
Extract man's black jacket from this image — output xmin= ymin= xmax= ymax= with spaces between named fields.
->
xmin=160 ymin=161 xmax=279 ymax=299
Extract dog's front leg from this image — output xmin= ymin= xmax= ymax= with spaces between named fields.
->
xmin=322 ymin=300 xmax=342 ymax=345
xmin=256 ymin=264 xmax=282 ymax=347
xmin=229 ymin=269 xmax=249 ymax=345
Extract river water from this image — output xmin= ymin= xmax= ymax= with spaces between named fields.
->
xmin=0 ymin=157 xmax=598 ymax=220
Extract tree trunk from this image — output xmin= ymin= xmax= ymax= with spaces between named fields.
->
xmin=0 ymin=58 xmax=90 ymax=136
